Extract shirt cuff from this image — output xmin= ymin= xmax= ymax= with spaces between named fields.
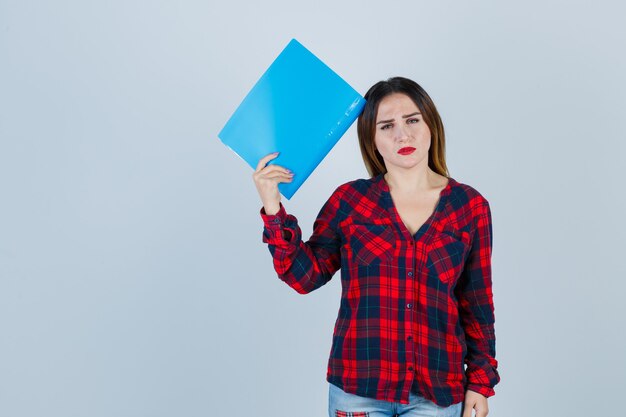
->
xmin=466 ymin=383 xmax=495 ymax=398
xmin=260 ymin=203 xmax=294 ymax=243
xmin=260 ymin=203 xmax=288 ymax=228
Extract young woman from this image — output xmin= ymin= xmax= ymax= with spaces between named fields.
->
xmin=253 ymin=77 xmax=499 ymax=417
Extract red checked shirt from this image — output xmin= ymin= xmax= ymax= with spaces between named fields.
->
xmin=260 ymin=174 xmax=500 ymax=406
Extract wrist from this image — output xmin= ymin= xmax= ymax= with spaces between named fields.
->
xmin=262 ymin=201 xmax=281 ymax=216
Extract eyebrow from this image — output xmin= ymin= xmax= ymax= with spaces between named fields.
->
xmin=376 ymin=112 xmax=421 ymax=125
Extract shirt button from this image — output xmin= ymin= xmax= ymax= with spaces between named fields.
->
xmin=408 ymin=366 xmax=414 ymax=371
xmin=273 ymin=218 xmax=281 ymax=224
xmin=407 ymin=271 xmax=413 ymax=277
xmin=406 ymin=303 xmax=412 ymax=309
xmin=407 ymin=336 xmax=413 ymax=341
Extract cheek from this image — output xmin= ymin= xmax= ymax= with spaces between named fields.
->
xmin=414 ymin=127 xmax=431 ymax=147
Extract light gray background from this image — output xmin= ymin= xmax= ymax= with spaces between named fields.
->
xmin=1 ymin=1 xmax=625 ymax=416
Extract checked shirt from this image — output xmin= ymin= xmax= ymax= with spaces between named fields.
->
xmin=260 ymin=174 xmax=499 ymax=406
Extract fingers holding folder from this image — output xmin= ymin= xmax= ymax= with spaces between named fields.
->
xmin=253 ymin=152 xmax=294 ymax=215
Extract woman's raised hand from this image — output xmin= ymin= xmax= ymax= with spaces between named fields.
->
xmin=253 ymin=152 xmax=294 ymax=215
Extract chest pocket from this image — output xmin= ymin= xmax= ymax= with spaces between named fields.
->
xmin=348 ymin=223 xmax=395 ymax=265
xmin=426 ymin=226 xmax=471 ymax=284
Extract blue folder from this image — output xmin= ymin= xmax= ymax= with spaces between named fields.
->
xmin=218 ymin=39 xmax=366 ymax=199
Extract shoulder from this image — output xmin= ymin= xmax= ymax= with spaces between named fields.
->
xmin=448 ymin=177 xmax=491 ymax=211
xmin=318 ymin=177 xmax=381 ymax=219
xmin=314 ymin=177 xmax=376 ymax=223
xmin=329 ymin=176 xmax=380 ymax=199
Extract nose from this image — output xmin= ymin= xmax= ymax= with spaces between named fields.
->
xmin=393 ymin=124 xmax=410 ymax=142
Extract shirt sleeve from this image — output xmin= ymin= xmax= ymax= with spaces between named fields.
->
xmin=454 ymin=199 xmax=500 ymax=397
xmin=259 ymin=187 xmax=343 ymax=294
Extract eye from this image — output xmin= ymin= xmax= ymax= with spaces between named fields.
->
xmin=380 ymin=123 xmax=392 ymax=130
xmin=407 ymin=118 xmax=420 ymax=124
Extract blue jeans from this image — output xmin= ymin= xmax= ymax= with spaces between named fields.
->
xmin=328 ymin=383 xmax=463 ymax=417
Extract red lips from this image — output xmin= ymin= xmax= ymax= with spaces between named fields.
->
xmin=397 ymin=147 xmax=416 ymax=155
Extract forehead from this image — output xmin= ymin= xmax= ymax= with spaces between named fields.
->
xmin=376 ymin=93 xmax=419 ymax=119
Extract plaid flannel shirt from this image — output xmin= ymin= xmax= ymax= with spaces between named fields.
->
xmin=260 ymin=174 xmax=499 ymax=406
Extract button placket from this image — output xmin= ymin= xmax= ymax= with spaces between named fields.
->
xmin=403 ymin=236 xmax=418 ymax=397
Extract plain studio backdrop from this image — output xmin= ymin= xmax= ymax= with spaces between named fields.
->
xmin=1 ymin=1 xmax=625 ymax=416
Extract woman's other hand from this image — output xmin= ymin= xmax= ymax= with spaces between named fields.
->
xmin=253 ymin=152 xmax=294 ymax=215
xmin=462 ymin=390 xmax=489 ymax=417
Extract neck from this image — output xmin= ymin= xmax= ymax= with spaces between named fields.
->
xmin=384 ymin=166 xmax=434 ymax=194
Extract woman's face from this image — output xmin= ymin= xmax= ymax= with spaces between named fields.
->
xmin=374 ymin=93 xmax=431 ymax=173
